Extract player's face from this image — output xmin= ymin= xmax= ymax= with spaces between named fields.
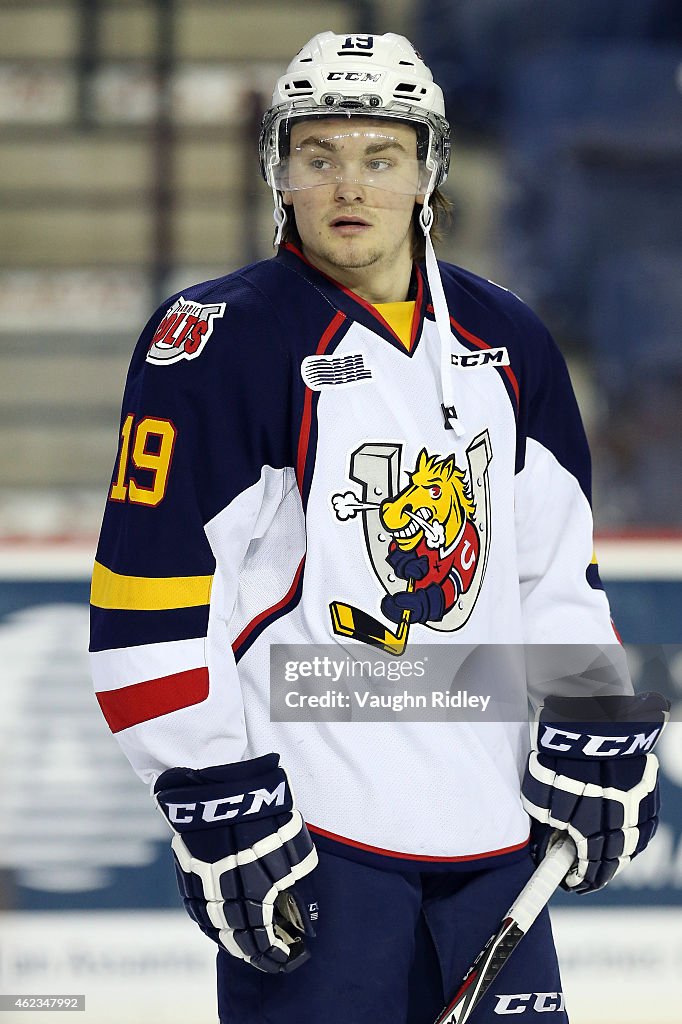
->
xmin=282 ymin=118 xmax=423 ymax=291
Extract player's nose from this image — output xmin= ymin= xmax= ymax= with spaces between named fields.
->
xmin=333 ymin=178 xmax=365 ymax=203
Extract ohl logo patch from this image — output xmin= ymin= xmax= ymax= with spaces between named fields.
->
xmin=146 ymin=296 xmax=226 ymax=365
xmin=329 ymin=432 xmax=492 ymax=654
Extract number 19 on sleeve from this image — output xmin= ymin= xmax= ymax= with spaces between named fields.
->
xmin=110 ymin=414 xmax=177 ymax=507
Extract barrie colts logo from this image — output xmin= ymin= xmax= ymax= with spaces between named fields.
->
xmin=329 ymin=432 xmax=493 ymax=654
xmin=452 ymin=346 xmax=509 ymax=368
xmin=301 ymin=352 xmax=373 ymax=390
xmin=147 ymin=296 xmax=226 ymax=365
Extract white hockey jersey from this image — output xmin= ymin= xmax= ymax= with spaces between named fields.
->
xmin=90 ymin=243 xmax=625 ymax=871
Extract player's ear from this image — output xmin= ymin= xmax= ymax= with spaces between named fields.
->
xmin=415 ymin=194 xmax=425 ymax=206
xmin=282 ymin=190 xmax=294 ymax=206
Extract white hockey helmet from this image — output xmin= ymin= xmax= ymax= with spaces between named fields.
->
xmin=259 ymin=31 xmax=451 ymax=205
xmin=261 ymin=33 xmax=461 ymax=434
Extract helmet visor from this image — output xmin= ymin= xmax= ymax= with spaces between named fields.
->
xmin=272 ymin=125 xmax=433 ymax=196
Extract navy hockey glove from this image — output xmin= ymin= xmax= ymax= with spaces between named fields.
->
xmin=386 ymin=546 xmax=429 ymax=581
xmin=154 ymin=754 xmax=318 ymax=973
xmin=381 ymin=582 xmax=445 ymax=624
xmin=522 ymin=692 xmax=669 ymax=893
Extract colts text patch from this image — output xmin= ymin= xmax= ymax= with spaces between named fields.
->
xmin=147 ymin=296 xmax=226 ymax=365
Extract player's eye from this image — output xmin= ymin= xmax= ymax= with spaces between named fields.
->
xmin=367 ymin=158 xmax=392 ymax=172
xmin=310 ymin=157 xmax=333 ymax=171
xmin=429 ymin=485 xmax=442 ymax=499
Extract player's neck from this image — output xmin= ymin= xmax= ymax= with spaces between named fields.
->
xmin=300 ymin=246 xmax=414 ymax=304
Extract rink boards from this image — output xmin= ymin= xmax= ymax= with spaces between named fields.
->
xmin=0 ymin=539 xmax=680 ymax=1023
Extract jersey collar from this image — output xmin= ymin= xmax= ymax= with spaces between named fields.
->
xmin=277 ymin=243 xmax=429 ymax=357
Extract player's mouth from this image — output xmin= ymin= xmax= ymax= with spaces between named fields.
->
xmin=329 ymin=215 xmax=371 ymax=235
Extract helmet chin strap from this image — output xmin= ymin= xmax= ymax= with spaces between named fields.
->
xmin=420 ymin=196 xmax=464 ymax=436
xmin=272 ymin=187 xmax=286 ymax=247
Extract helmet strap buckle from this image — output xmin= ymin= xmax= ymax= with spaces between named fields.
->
xmin=272 ymin=187 xmax=287 ymax=248
xmin=419 ymin=195 xmax=434 ymax=235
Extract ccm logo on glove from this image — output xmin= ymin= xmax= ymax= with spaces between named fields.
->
xmin=154 ymin=753 xmax=318 ymax=974
xmin=163 ymin=783 xmax=286 ymax=825
xmin=522 ymin=692 xmax=670 ymax=894
xmin=538 ymin=725 xmax=662 ymax=758
xmin=494 ymin=992 xmax=565 ymax=1014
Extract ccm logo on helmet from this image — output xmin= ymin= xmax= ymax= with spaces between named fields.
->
xmin=163 ymin=783 xmax=286 ymax=825
xmin=495 ymin=992 xmax=565 ymax=1014
xmin=326 ymin=71 xmax=383 ymax=82
xmin=539 ymin=726 xmax=661 ymax=757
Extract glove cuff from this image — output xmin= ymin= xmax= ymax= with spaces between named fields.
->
xmin=535 ymin=692 xmax=669 ymax=761
xmin=154 ymin=754 xmax=293 ymax=834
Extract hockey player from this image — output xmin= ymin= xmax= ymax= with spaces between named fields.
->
xmin=90 ymin=33 xmax=668 ymax=1023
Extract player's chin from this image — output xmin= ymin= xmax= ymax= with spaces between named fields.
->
xmin=324 ymin=239 xmax=382 ymax=269
xmin=328 ymin=229 xmax=367 ymax=246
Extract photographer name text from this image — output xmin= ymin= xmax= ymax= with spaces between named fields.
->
xmin=284 ymin=689 xmax=491 ymax=713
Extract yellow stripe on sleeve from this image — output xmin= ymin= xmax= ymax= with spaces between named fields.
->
xmin=90 ymin=560 xmax=213 ymax=611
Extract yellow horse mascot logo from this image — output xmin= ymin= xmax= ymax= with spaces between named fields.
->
xmin=331 ymin=439 xmax=490 ymax=654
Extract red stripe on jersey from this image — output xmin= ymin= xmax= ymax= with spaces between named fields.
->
xmin=284 ymin=242 xmax=399 ymax=341
xmin=427 ymin=303 xmax=521 ymax=407
xmin=410 ymin=265 xmax=425 ymax=349
xmin=296 ymin=310 xmax=346 ymax=490
xmin=449 ymin=313 xmax=521 ymax=406
xmin=96 ymin=666 xmax=209 ymax=733
xmin=307 ymin=823 xmax=530 ymax=863
xmin=284 ymin=242 xmax=425 ymax=351
xmin=232 ymin=556 xmax=305 ymax=654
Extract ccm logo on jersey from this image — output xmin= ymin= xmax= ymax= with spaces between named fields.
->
xmin=147 ymin=296 xmax=226 ymax=365
xmin=495 ymin=992 xmax=565 ymax=1014
xmin=451 ymin=347 xmax=509 ymax=368
xmin=163 ymin=783 xmax=286 ymax=825
xmin=538 ymin=725 xmax=662 ymax=757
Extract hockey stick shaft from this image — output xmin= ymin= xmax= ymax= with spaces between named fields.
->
xmin=329 ymin=578 xmax=415 ymax=655
xmin=433 ymin=834 xmax=576 ymax=1024
xmin=504 ymin=833 xmax=576 ymax=932
xmin=393 ymin=577 xmax=415 ymax=652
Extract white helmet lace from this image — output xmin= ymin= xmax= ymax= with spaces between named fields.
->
xmin=420 ymin=196 xmax=464 ymax=436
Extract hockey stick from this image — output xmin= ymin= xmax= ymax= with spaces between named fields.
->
xmin=432 ymin=834 xmax=577 ymax=1024
xmin=330 ymin=578 xmax=415 ymax=656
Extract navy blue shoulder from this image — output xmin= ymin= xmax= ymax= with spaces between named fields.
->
xmin=133 ymin=259 xmax=290 ymax=370
xmin=133 ymin=254 xmax=350 ymax=380
xmin=169 ymin=256 xmax=312 ymax=314
xmin=436 ymin=261 xmax=590 ymax=495
xmin=436 ymin=260 xmax=551 ymax=366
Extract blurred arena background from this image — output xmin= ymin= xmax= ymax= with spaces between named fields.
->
xmin=0 ymin=1 xmax=680 ymax=1021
